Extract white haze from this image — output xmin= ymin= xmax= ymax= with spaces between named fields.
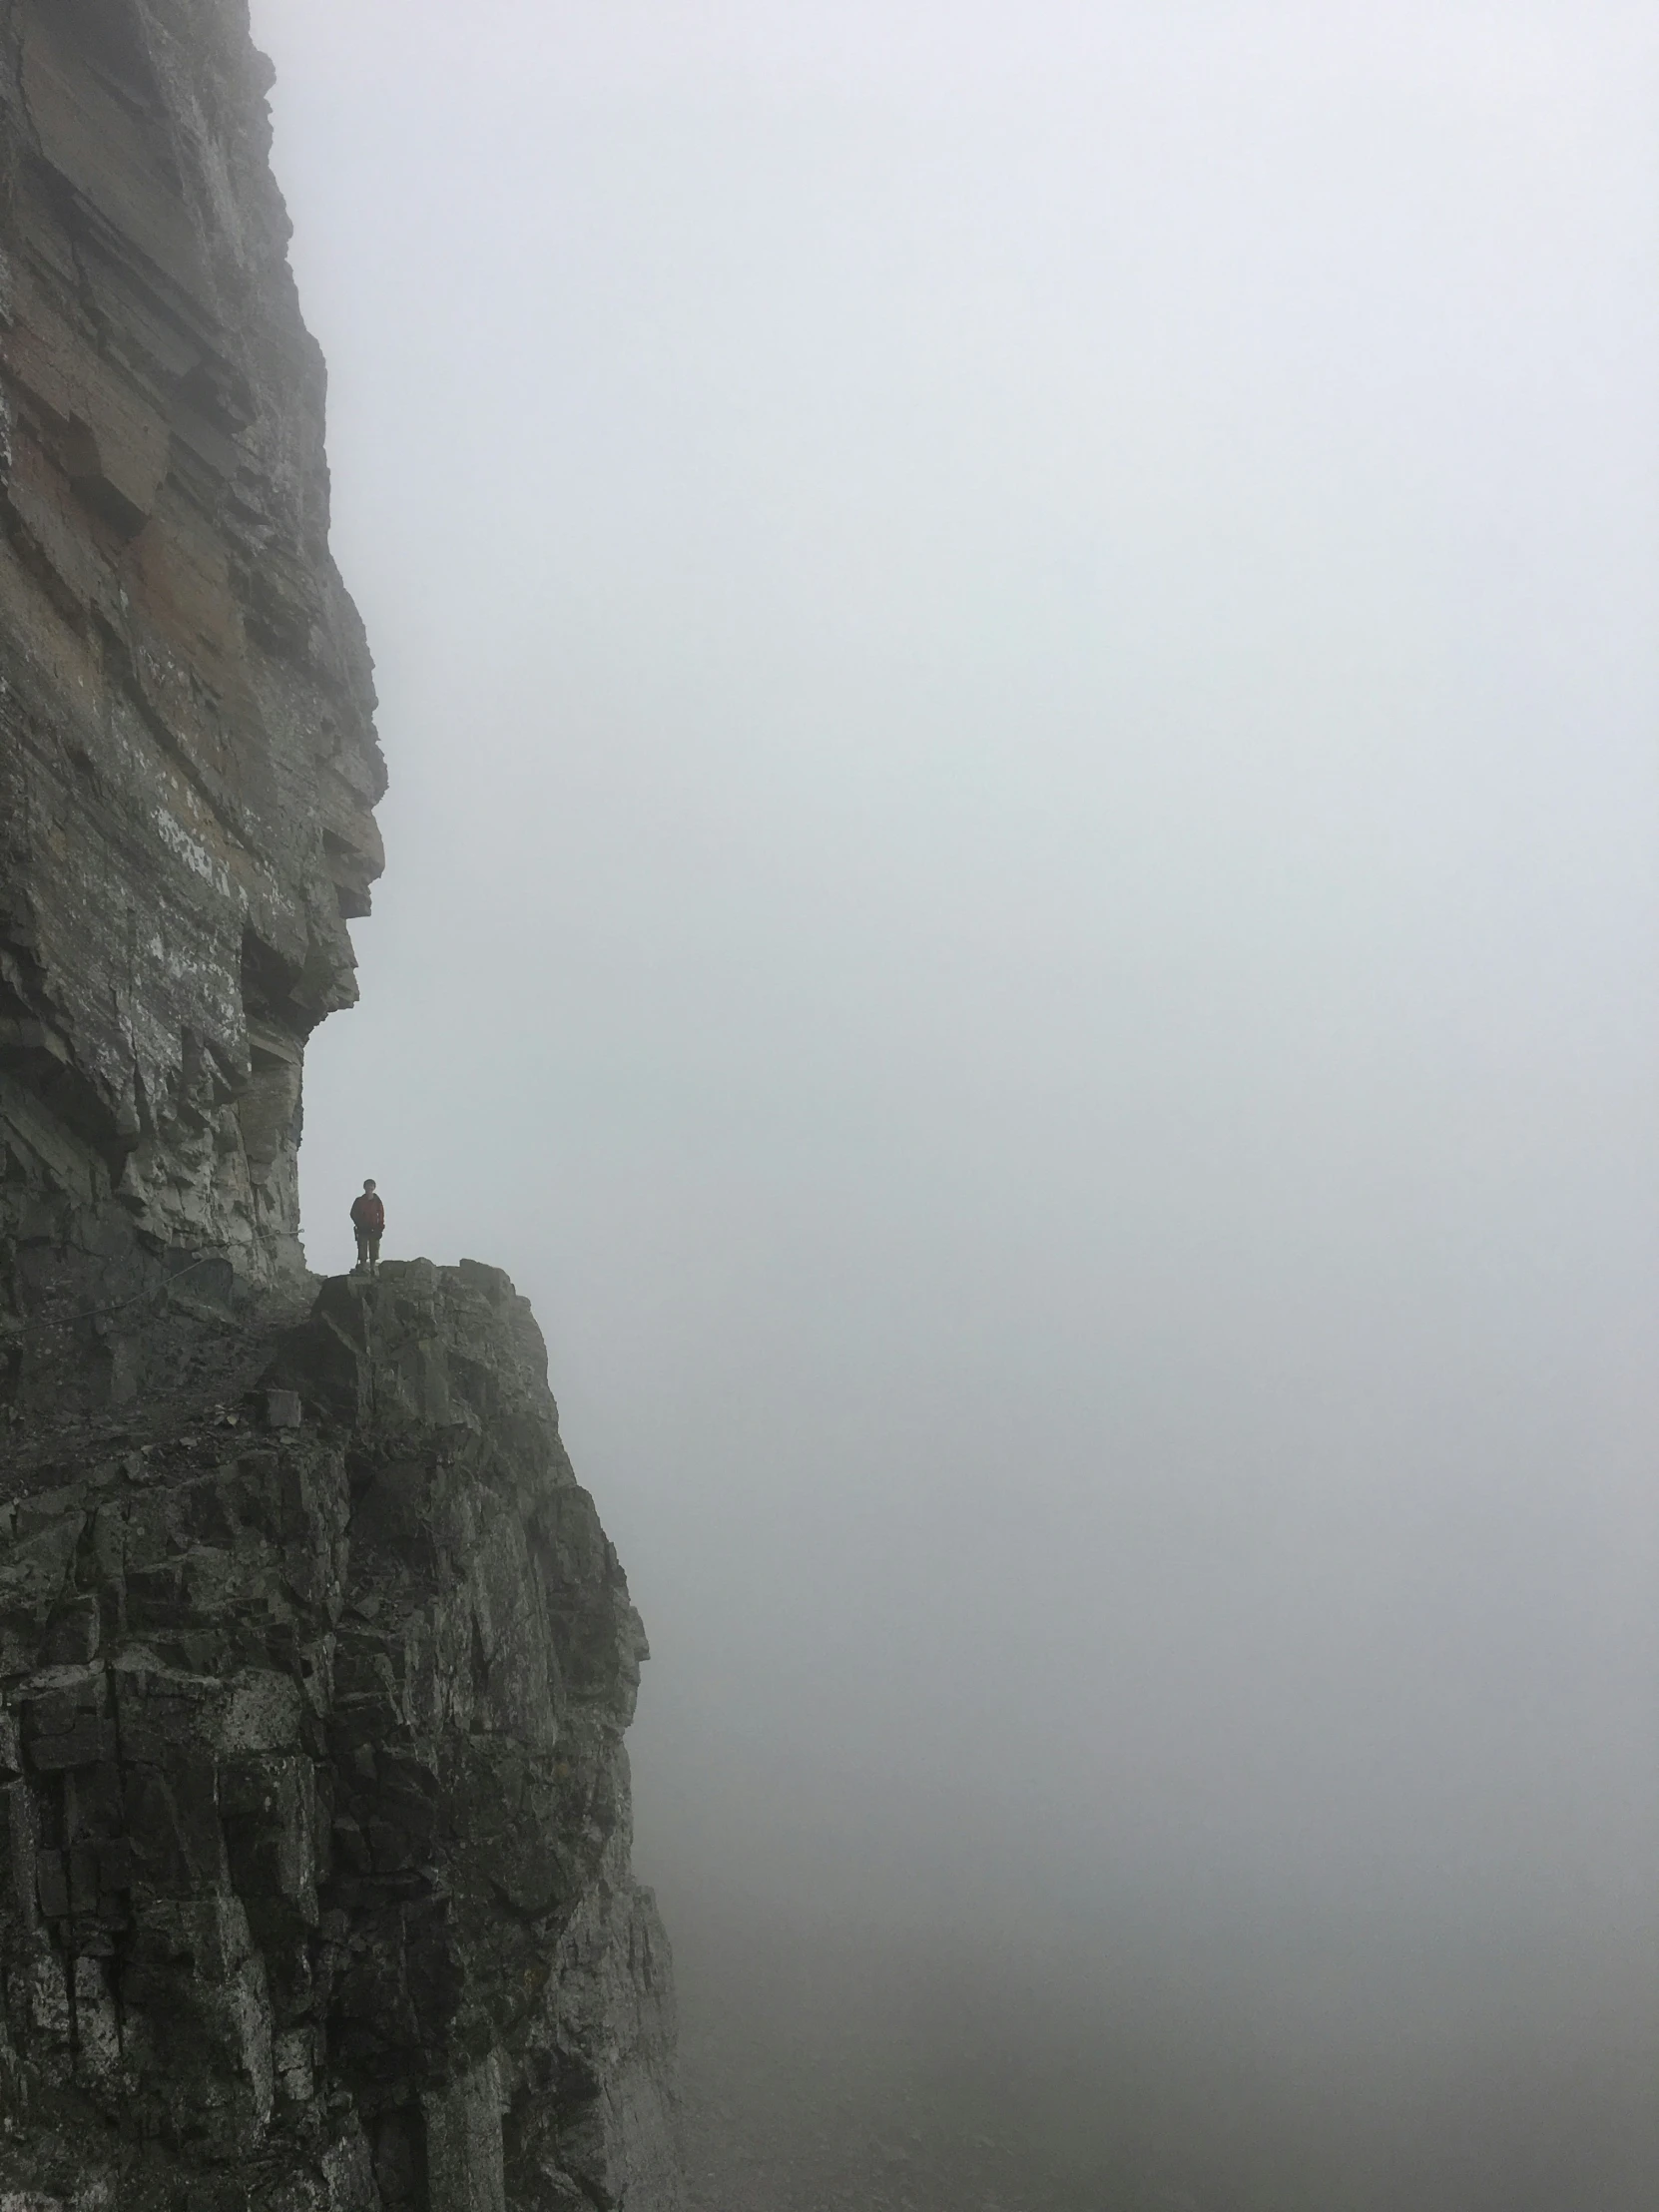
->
xmin=252 ymin=3 xmax=1659 ymax=2201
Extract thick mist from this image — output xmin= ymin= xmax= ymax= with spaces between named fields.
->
xmin=253 ymin=3 xmax=1659 ymax=2203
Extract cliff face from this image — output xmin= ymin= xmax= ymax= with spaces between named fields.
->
xmin=0 ymin=6 xmax=683 ymax=2208
xmin=0 ymin=1263 xmax=681 ymax=2211
xmin=0 ymin=0 xmax=383 ymax=1353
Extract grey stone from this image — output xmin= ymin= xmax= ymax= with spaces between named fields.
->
xmin=424 ymin=2054 xmax=507 ymax=2212
xmin=0 ymin=2 xmax=685 ymax=2204
xmin=266 ymin=1388 xmax=304 ymax=1429
xmin=0 ymin=1282 xmax=687 ymax=2203
xmin=0 ymin=0 xmax=383 ymax=1427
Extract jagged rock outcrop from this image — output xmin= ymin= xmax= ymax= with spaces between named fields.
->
xmin=0 ymin=5 xmax=684 ymax=2206
xmin=0 ymin=1262 xmax=681 ymax=2209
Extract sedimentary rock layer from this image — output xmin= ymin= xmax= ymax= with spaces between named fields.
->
xmin=0 ymin=5 xmax=684 ymax=2205
xmin=0 ymin=0 xmax=383 ymax=1323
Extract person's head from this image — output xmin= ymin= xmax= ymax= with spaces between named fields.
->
xmin=363 ymin=1179 xmax=376 ymax=1192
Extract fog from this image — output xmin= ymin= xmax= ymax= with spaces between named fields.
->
xmin=251 ymin=4 xmax=1659 ymax=2204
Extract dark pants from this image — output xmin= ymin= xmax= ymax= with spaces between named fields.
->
xmin=355 ymin=1229 xmax=381 ymax=1270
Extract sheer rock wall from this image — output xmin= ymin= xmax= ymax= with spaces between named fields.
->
xmin=0 ymin=6 xmax=683 ymax=2206
xmin=0 ymin=1263 xmax=682 ymax=2211
xmin=0 ymin=0 xmax=384 ymax=1354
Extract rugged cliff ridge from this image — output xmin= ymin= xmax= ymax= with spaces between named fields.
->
xmin=0 ymin=1264 xmax=681 ymax=2211
xmin=0 ymin=0 xmax=382 ymax=1354
xmin=0 ymin=5 xmax=682 ymax=2207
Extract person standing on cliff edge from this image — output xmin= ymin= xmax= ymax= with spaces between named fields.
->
xmin=350 ymin=1179 xmax=384 ymax=1275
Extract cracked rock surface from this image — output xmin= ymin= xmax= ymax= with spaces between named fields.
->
xmin=0 ymin=3 xmax=686 ymax=2204
xmin=0 ymin=1263 xmax=683 ymax=2211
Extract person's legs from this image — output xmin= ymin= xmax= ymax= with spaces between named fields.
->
xmin=368 ymin=1232 xmax=381 ymax=1276
xmin=354 ymin=1229 xmax=370 ymax=1272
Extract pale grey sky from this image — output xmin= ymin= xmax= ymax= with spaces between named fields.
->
xmin=251 ymin=3 xmax=1658 ymax=2197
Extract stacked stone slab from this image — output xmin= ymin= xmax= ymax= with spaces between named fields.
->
xmin=0 ymin=4 xmax=685 ymax=2206
xmin=0 ymin=0 xmax=383 ymax=1356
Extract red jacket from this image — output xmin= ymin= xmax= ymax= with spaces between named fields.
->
xmin=350 ymin=1192 xmax=385 ymax=1234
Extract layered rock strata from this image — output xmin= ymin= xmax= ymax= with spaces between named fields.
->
xmin=0 ymin=0 xmax=383 ymax=1350
xmin=0 ymin=3 xmax=683 ymax=2205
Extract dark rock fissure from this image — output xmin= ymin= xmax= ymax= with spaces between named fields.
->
xmin=0 ymin=3 xmax=684 ymax=2207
